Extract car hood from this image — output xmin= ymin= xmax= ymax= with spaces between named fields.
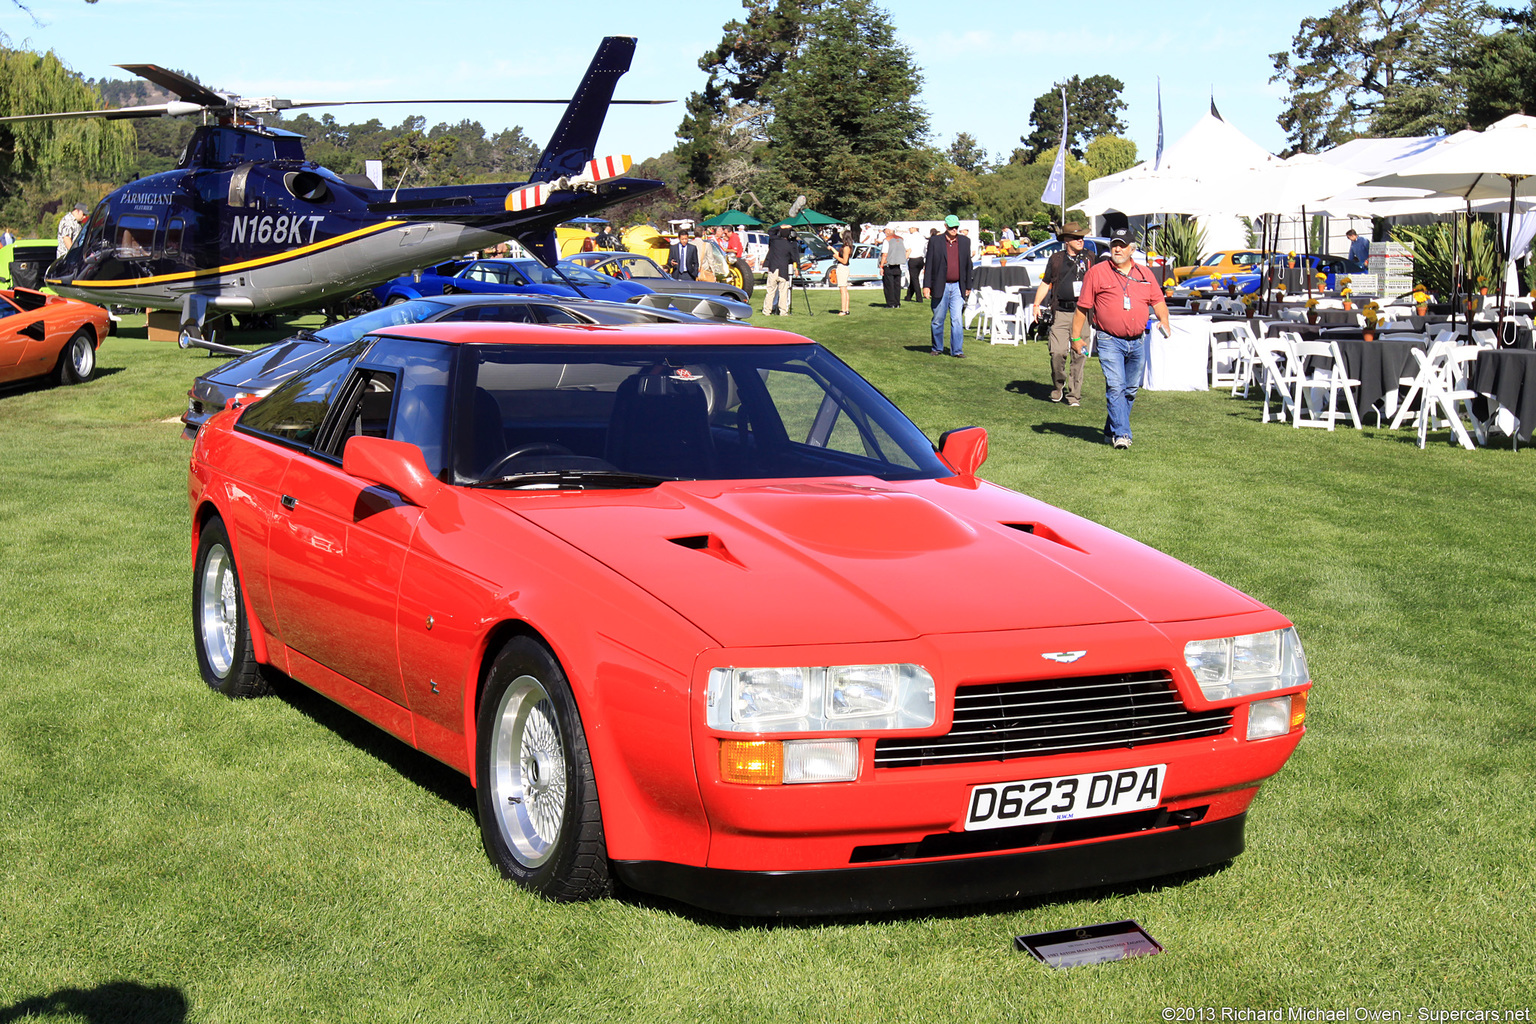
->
xmin=504 ymin=478 xmax=1263 ymax=648
xmin=199 ymin=337 xmax=333 ymax=393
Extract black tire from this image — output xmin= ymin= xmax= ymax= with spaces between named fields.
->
xmin=729 ymin=256 xmax=755 ymax=299
xmin=192 ymin=518 xmax=272 ymax=698
xmin=54 ymin=329 xmax=96 ymax=385
xmin=475 ymin=635 xmax=610 ymax=902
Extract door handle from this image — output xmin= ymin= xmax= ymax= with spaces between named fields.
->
xmin=280 ymin=494 xmax=297 ymax=510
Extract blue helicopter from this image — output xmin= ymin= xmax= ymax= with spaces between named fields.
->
xmin=1 ymin=37 xmax=666 ymax=346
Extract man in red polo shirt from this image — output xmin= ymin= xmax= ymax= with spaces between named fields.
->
xmin=1069 ymin=228 xmax=1170 ymax=449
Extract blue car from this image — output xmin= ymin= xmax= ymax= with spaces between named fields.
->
xmin=1179 ymin=254 xmax=1348 ymax=297
xmin=375 ymin=257 xmax=652 ymax=305
xmin=795 ymin=242 xmax=883 ymax=286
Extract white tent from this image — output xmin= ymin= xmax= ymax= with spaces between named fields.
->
xmin=1085 ymin=112 xmax=1280 ymax=249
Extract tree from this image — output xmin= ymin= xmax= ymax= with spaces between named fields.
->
xmin=1465 ymin=1 xmax=1536 ymax=127
xmin=754 ymin=0 xmax=935 ymax=223
xmin=1019 ymin=76 xmax=1127 ymax=161
xmin=1269 ymin=0 xmax=1493 ymax=151
xmin=676 ymin=0 xmax=822 ymax=197
xmin=1084 ymin=135 xmax=1138 ymax=179
xmin=946 ymin=132 xmax=989 ymax=174
xmin=0 ymin=41 xmax=133 ymax=236
xmin=966 ymin=155 xmax=1092 ymax=238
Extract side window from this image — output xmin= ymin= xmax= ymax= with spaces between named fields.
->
xmin=238 ymin=340 xmax=369 ymax=448
xmin=332 ymin=337 xmax=453 ymax=476
xmin=0 ymin=297 xmax=19 ymax=320
xmin=758 ymin=365 xmax=917 ymax=468
xmin=165 ymin=218 xmax=185 ymax=256
xmin=115 ymin=214 xmax=158 ymax=258
xmin=437 ymin=304 xmax=537 ymax=323
xmin=503 ymin=265 xmax=529 ymax=286
xmin=534 ymin=306 xmax=585 ymax=324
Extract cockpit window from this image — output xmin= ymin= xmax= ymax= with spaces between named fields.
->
xmin=115 ymin=215 xmax=158 ymax=258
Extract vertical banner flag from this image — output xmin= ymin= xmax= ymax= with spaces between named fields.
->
xmin=1155 ymin=78 xmax=1164 ymax=171
xmin=1041 ymin=86 xmax=1068 ymax=208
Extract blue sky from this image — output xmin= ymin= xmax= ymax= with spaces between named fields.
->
xmin=8 ymin=0 xmax=1332 ymax=168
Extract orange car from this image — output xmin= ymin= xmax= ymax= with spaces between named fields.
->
xmin=0 ymin=288 xmax=109 ymax=388
xmin=1172 ymin=250 xmax=1268 ymax=283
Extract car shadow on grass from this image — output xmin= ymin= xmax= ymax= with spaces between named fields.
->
xmin=0 ymin=982 xmax=187 ymax=1023
xmin=620 ymin=862 xmax=1232 ymax=931
xmin=0 ymin=365 xmax=126 ymax=399
xmin=267 ymin=673 xmax=476 ymax=817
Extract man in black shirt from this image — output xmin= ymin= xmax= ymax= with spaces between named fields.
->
xmin=1029 ymin=222 xmax=1094 ymax=405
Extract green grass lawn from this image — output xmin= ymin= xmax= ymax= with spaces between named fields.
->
xmin=2 ymin=301 xmax=1533 ymax=1022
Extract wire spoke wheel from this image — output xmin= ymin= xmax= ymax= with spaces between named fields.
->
xmin=198 ymin=543 xmax=239 ymax=679
xmin=489 ymin=675 xmax=568 ymax=867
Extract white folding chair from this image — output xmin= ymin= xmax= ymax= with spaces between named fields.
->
xmin=1210 ymin=321 xmax=1250 ymax=390
xmin=1389 ymin=338 xmax=1456 ymax=431
xmin=1409 ymin=345 xmax=1483 ymax=450
xmin=1291 ymin=339 xmax=1363 ymax=430
xmin=985 ymin=291 xmax=1025 ymax=345
xmin=1253 ymin=335 xmax=1303 ymax=424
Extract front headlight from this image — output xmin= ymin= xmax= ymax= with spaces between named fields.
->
xmin=707 ymin=664 xmax=936 ymax=733
xmin=1184 ymin=627 xmax=1309 ymax=701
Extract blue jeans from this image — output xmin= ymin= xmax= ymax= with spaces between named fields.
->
xmin=1095 ymin=329 xmax=1146 ymax=442
xmin=930 ymin=283 xmax=964 ymax=354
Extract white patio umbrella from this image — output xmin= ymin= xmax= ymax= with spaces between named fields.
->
xmin=1361 ymin=115 xmax=1536 ymax=322
xmin=1075 ymin=173 xmax=1211 ymax=218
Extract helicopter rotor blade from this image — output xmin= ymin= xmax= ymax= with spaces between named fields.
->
xmin=273 ymin=98 xmax=672 ymax=110
xmin=115 ymin=64 xmax=227 ymax=108
xmin=0 ymin=101 xmax=205 ymax=123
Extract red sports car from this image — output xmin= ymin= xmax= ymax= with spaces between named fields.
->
xmin=187 ymin=321 xmax=1311 ymax=916
xmin=0 ymin=288 xmax=108 ymax=388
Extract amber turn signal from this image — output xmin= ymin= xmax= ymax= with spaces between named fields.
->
xmin=1290 ymin=691 xmax=1308 ymax=731
xmin=720 ymin=740 xmax=783 ymax=785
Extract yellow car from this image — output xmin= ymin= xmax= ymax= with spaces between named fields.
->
xmin=1172 ymin=250 xmax=1268 ymax=283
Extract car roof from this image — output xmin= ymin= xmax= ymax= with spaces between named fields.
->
xmin=373 ymin=321 xmax=802 ymax=348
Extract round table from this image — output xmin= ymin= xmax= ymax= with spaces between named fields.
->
xmin=1472 ymin=349 xmax=1536 ymax=442
xmin=972 ymin=265 xmax=1032 ymax=291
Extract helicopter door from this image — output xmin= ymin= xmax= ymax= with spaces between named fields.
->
xmin=114 ymin=214 xmax=159 ymax=261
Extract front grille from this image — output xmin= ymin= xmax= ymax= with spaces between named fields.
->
xmin=874 ymin=671 xmax=1231 ymax=768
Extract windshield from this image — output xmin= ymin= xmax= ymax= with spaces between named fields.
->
xmin=534 ymin=261 xmax=619 ymax=287
xmin=455 ymin=343 xmax=948 ymax=487
xmin=315 ymin=299 xmax=450 ymax=345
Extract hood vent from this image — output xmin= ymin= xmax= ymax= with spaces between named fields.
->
xmin=1003 ymin=521 xmax=1088 ymax=554
xmin=668 ymin=533 xmax=746 ymax=569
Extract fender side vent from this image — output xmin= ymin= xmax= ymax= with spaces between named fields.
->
xmin=668 ymin=533 xmax=746 ymax=569
xmin=1003 ymin=521 xmax=1088 ymax=554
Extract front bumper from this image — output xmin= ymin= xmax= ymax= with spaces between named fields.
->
xmin=614 ymin=811 xmax=1246 ymax=917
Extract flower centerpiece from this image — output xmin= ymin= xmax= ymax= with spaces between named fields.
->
xmin=1241 ymin=292 xmax=1258 ymax=318
xmin=1478 ymin=275 xmax=1489 ymax=296
xmin=1362 ymin=300 xmax=1381 ymax=340
xmin=1287 ymin=250 xmax=1298 ymax=269
xmin=1412 ymin=284 xmax=1429 ymax=316
xmin=1305 ymin=296 xmax=1319 ymax=324
xmin=1339 ymin=276 xmax=1353 ymax=310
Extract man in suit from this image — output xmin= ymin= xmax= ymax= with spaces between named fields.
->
xmin=921 ymin=215 xmax=972 ymax=357
xmin=668 ymin=230 xmax=700 ymax=280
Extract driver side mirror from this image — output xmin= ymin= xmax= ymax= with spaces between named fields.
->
xmin=342 ymin=436 xmax=442 ymax=507
xmin=937 ymin=426 xmax=988 ymax=476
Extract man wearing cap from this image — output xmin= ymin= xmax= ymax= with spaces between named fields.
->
xmin=1030 ymin=221 xmax=1095 ymax=406
xmin=879 ymin=227 xmax=906 ymax=308
xmin=56 ymin=203 xmax=88 ymax=259
xmin=922 ymin=215 xmax=972 ymax=357
xmin=1069 ymin=228 xmax=1170 ymax=449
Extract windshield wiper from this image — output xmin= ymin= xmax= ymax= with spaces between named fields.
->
xmin=293 ymin=328 xmax=323 ymax=341
xmin=471 ymin=469 xmax=678 ymax=490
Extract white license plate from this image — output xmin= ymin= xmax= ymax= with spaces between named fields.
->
xmin=963 ymin=764 xmax=1166 ymax=831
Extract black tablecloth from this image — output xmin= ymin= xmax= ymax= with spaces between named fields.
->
xmin=972 ymin=265 xmax=1032 ymax=290
xmin=1333 ymin=338 xmax=1428 ymax=412
xmin=1472 ymin=349 xmax=1536 ymax=442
